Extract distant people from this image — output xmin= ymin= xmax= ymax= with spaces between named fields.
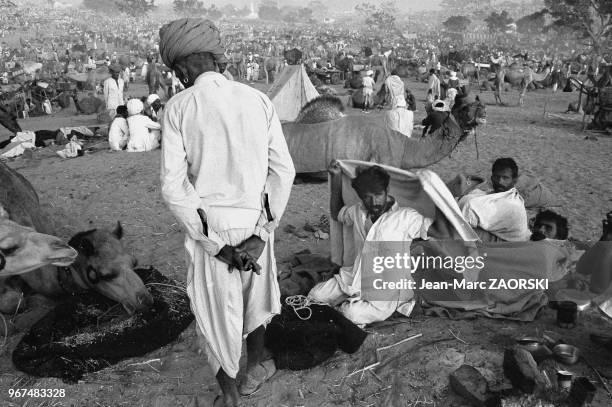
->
xmin=383 ymin=73 xmax=413 ymax=137
xmin=103 ymin=64 xmax=124 ymax=120
xmin=108 ymin=105 xmax=129 ymax=151
xmin=126 ymin=98 xmax=161 ymax=152
xmin=361 ymin=70 xmax=375 ymax=113
xmin=448 ymin=71 xmax=460 ymax=90
xmin=427 ymin=69 xmax=440 ymax=101
xmin=145 ymin=94 xmax=164 ymax=122
xmin=422 ymin=99 xmax=450 ymax=137
xmin=459 ymin=158 xmax=530 ymax=242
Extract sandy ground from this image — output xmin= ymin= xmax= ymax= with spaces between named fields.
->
xmin=1 ymin=76 xmax=612 ymax=407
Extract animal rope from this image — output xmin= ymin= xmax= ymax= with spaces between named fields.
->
xmin=284 ymin=295 xmax=327 ymax=321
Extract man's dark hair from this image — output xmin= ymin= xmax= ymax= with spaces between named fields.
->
xmin=175 ymin=51 xmax=216 ymax=72
xmin=429 ymin=68 xmax=435 ymax=74
xmin=492 ymin=157 xmax=518 ymax=178
xmin=534 ymin=210 xmax=569 ymax=240
xmin=116 ymin=105 xmax=128 ymax=117
xmin=351 ymin=166 xmax=390 ymax=195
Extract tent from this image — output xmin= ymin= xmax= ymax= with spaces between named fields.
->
xmin=267 ymin=64 xmax=319 ymax=122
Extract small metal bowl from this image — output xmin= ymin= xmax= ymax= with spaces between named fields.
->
xmin=553 ymin=344 xmax=580 ymax=365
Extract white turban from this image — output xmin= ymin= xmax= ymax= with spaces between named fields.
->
xmin=159 ymin=18 xmax=228 ymax=68
xmin=127 ymin=99 xmax=144 ymax=116
xmin=432 ymin=99 xmax=450 ymax=112
xmin=146 ymin=94 xmax=160 ymax=105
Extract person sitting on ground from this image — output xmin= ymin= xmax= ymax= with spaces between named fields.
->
xmin=459 ymin=157 xmax=531 ymax=242
xmin=145 ymin=94 xmax=164 ymax=122
xmin=108 ymin=105 xmax=129 ymax=151
xmin=530 ymin=210 xmax=569 ymax=241
xmin=361 ymin=70 xmax=375 ymax=113
xmin=308 ymin=162 xmax=431 ymax=326
xmin=422 ymin=99 xmax=450 ymax=137
xmin=125 ymin=98 xmax=161 ymax=152
xmin=527 ymin=210 xmax=588 ymax=290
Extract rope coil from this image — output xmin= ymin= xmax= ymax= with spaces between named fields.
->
xmin=284 ymin=295 xmax=326 ymax=321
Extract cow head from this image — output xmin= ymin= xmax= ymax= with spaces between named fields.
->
xmin=67 ymin=222 xmax=154 ymax=315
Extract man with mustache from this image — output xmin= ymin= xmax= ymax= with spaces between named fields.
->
xmin=459 ymin=157 xmax=531 ymax=242
xmin=308 ymin=162 xmax=432 ymax=325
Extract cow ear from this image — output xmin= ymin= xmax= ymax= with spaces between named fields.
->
xmin=113 ymin=221 xmax=123 ymax=240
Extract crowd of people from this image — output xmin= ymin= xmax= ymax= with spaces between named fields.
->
xmin=1 ymin=5 xmax=611 ymax=406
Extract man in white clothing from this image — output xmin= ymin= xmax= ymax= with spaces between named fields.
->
xmin=108 ymin=105 xmax=129 ymax=151
xmin=459 ymin=157 xmax=530 ymax=242
xmin=159 ymin=18 xmax=295 ymax=407
xmin=309 ymin=163 xmax=431 ymax=325
xmin=103 ymin=64 xmax=124 ymax=120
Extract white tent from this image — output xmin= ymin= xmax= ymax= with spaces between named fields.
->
xmin=267 ymin=64 xmax=319 ymax=122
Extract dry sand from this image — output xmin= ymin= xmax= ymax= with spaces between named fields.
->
xmin=1 ymin=77 xmax=611 ymax=407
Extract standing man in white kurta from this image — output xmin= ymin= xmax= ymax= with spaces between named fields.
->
xmin=159 ymin=18 xmax=295 ymax=407
xmin=103 ymin=64 xmax=124 ymax=120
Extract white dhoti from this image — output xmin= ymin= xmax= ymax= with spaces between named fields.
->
xmin=309 ymin=275 xmax=408 ymax=325
xmin=185 ymin=211 xmax=280 ymax=378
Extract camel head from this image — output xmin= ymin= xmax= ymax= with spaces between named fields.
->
xmin=66 ymin=222 xmax=154 ymax=315
xmin=0 ymin=211 xmax=78 ymax=276
xmin=0 ymin=103 xmax=22 ymax=134
xmin=453 ymin=94 xmax=486 ymax=133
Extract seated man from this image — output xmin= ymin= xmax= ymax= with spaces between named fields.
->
xmin=529 ymin=210 xmax=583 ymax=287
xmin=530 ymin=209 xmax=569 ymax=241
xmin=421 ymin=100 xmax=450 ymax=137
xmin=308 ymin=162 xmax=432 ymax=325
xmin=459 ymin=157 xmax=530 ymax=242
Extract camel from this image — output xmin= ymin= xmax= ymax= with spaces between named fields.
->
xmin=71 ymin=90 xmax=104 ymax=115
xmin=229 ymin=51 xmax=246 ymax=80
xmin=264 ymin=56 xmax=284 ymax=84
xmin=494 ymin=65 xmax=551 ymax=105
xmin=282 ymin=95 xmax=486 ymax=174
xmin=0 ymin=103 xmax=22 ymax=134
xmin=0 ymin=159 xmax=153 ymax=315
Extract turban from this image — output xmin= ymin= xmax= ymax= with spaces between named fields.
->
xmin=146 ymin=94 xmax=160 ymax=105
xmin=159 ymin=18 xmax=228 ymax=69
xmin=432 ymin=99 xmax=450 ymax=112
xmin=109 ymin=64 xmax=122 ymax=73
xmin=127 ymin=99 xmax=144 ymax=116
